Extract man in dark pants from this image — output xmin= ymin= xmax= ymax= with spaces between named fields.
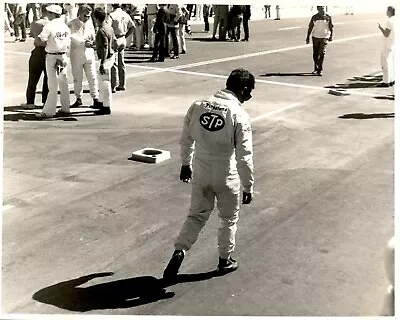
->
xmin=149 ymin=5 xmax=167 ymax=62
xmin=22 ymin=5 xmax=49 ymax=109
xmin=242 ymin=5 xmax=251 ymax=41
xmin=306 ymin=6 xmax=333 ymax=76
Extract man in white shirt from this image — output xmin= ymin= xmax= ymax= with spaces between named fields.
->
xmin=306 ymin=6 xmax=333 ymax=76
xmin=37 ymin=4 xmax=71 ymax=118
xmin=107 ymin=4 xmax=135 ymax=92
xmin=68 ymin=4 xmax=102 ymax=109
xmin=377 ymin=6 xmax=395 ymax=87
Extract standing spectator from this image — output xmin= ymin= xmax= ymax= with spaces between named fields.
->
xmin=186 ymin=4 xmax=194 ymax=20
xmin=264 ymin=5 xmax=271 ymax=18
xmin=129 ymin=4 xmax=146 ymax=50
xmin=107 ymin=4 xmax=135 ymax=92
xmin=306 ymin=6 xmax=333 ymax=76
xmin=22 ymin=4 xmax=49 ymax=109
xmin=163 ymin=68 xmax=255 ymax=279
xmin=203 ymin=4 xmax=210 ymax=32
xmin=149 ymin=4 xmax=167 ymax=62
xmin=93 ymin=7 xmax=116 ymax=115
xmin=36 ymin=4 xmax=71 ymax=118
xmin=63 ymin=3 xmax=78 ymax=24
xmin=13 ymin=2 xmax=27 ymax=42
xmin=195 ymin=3 xmax=202 ymax=21
xmin=211 ymin=5 xmax=229 ymax=41
xmin=377 ymin=6 xmax=395 ymax=87
xmin=166 ymin=4 xmax=182 ymax=59
xmin=147 ymin=3 xmax=158 ymax=49
xmin=242 ymin=5 xmax=251 ymax=41
xmin=229 ymin=5 xmax=244 ymax=42
xmin=68 ymin=4 xmax=102 ymax=109
xmin=25 ymin=3 xmax=40 ymax=27
xmin=4 ymin=4 xmax=15 ymax=37
xmin=275 ymin=5 xmax=281 ymax=20
xmin=178 ymin=5 xmax=189 ymax=54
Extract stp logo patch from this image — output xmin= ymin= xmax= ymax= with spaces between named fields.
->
xmin=200 ymin=112 xmax=225 ymax=131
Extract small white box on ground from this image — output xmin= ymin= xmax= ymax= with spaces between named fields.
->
xmin=131 ymin=147 xmax=171 ymax=164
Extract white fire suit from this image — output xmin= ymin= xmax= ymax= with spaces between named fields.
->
xmin=68 ymin=17 xmax=99 ymax=101
xmin=175 ymin=89 xmax=254 ymax=259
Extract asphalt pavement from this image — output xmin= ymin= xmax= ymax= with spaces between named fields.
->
xmin=1 ymin=11 xmax=395 ymax=317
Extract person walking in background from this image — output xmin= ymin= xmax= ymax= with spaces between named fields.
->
xmin=377 ymin=6 xmax=395 ymax=87
xmin=107 ymin=3 xmax=135 ymax=92
xmin=68 ymin=4 xmax=102 ymax=109
xmin=166 ymin=4 xmax=182 ymax=59
xmin=93 ymin=7 xmax=116 ymax=115
xmin=242 ymin=5 xmax=251 ymax=41
xmin=264 ymin=5 xmax=271 ymax=18
xmin=163 ymin=68 xmax=255 ymax=279
xmin=203 ymin=4 xmax=210 ymax=32
xmin=22 ymin=4 xmax=49 ymax=109
xmin=306 ymin=6 xmax=333 ymax=76
xmin=13 ymin=2 xmax=27 ymax=42
xmin=149 ymin=4 xmax=167 ymax=62
xmin=36 ymin=4 xmax=71 ymax=118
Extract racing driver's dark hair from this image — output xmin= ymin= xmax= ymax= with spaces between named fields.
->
xmin=226 ymin=68 xmax=255 ymax=93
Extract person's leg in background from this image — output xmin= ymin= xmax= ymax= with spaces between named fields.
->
xmin=242 ymin=16 xmax=249 ymax=40
xmin=178 ymin=23 xmax=187 ymax=54
xmin=116 ymin=49 xmax=126 ymax=90
xmin=40 ymin=55 xmax=59 ymax=116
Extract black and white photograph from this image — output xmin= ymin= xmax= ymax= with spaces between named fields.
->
xmin=1 ymin=0 xmax=397 ymax=317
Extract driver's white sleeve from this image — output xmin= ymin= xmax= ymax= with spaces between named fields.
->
xmin=235 ymin=113 xmax=254 ymax=193
xmin=180 ymin=103 xmax=196 ymax=166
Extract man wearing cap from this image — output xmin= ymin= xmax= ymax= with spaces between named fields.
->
xmin=21 ymin=4 xmax=49 ymax=109
xmin=107 ymin=4 xmax=135 ymax=92
xmin=68 ymin=4 xmax=102 ymax=109
xmin=37 ymin=4 xmax=71 ymax=118
xmin=306 ymin=6 xmax=333 ymax=76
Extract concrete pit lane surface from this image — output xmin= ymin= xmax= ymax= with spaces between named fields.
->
xmin=2 ymin=10 xmax=395 ymax=316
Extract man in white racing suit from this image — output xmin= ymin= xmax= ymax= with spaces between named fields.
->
xmin=163 ymin=68 xmax=255 ymax=278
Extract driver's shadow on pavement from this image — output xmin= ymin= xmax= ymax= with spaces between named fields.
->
xmin=32 ymin=271 xmax=222 ymax=312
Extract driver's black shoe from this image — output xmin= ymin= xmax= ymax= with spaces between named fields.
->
xmin=163 ymin=250 xmax=185 ymax=278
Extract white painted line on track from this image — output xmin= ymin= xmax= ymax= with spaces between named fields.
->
xmin=251 ymin=102 xmax=303 ymax=123
xmin=279 ymin=26 xmax=301 ymax=30
xmin=126 ymin=33 xmax=380 ymax=73
xmin=3 ymin=33 xmax=382 ymax=101
xmin=129 ymin=64 xmax=387 ymax=99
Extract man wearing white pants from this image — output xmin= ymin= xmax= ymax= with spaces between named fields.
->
xmin=93 ymin=7 xmax=115 ymax=115
xmin=163 ymin=68 xmax=255 ymax=278
xmin=377 ymin=6 xmax=395 ymax=87
xmin=146 ymin=4 xmax=158 ymax=49
xmin=37 ymin=4 xmax=71 ymax=118
xmin=68 ymin=4 xmax=102 ymax=109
